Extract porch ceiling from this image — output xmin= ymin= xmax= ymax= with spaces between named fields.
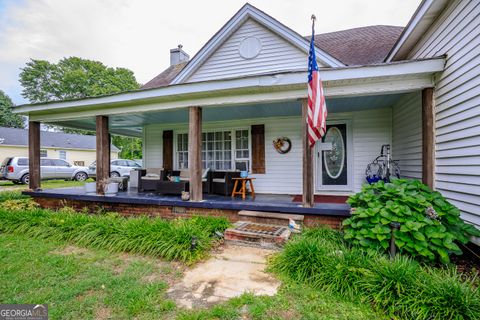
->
xmin=51 ymin=92 xmax=409 ymax=137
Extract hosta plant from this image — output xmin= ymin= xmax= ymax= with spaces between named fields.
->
xmin=343 ymin=179 xmax=480 ymax=263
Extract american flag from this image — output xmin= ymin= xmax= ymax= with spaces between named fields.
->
xmin=307 ymin=17 xmax=327 ymax=148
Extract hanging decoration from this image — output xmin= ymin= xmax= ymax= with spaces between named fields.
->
xmin=273 ymin=137 xmax=292 ymax=154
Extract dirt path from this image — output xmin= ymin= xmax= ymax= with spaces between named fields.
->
xmin=167 ymin=244 xmax=280 ymax=309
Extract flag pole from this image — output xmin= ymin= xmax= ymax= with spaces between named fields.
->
xmin=302 ymin=13 xmax=317 ymax=208
xmin=311 ymin=14 xmax=316 ymax=34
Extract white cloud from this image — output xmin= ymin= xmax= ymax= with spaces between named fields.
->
xmin=0 ymin=0 xmax=421 ymax=104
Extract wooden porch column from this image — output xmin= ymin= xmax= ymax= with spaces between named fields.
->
xmin=302 ymin=99 xmax=314 ymax=207
xmin=188 ymin=106 xmax=202 ymax=201
xmin=96 ymin=115 xmax=111 ymax=194
xmin=28 ymin=121 xmax=41 ymax=190
xmin=422 ymin=88 xmax=435 ymax=189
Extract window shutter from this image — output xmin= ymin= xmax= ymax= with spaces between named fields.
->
xmin=251 ymin=124 xmax=265 ymax=174
xmin=163 ymin=130 xmax=173 ymax=170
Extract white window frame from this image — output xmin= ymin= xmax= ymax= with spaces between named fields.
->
xmin=173 ymin=127 xmax=251 ymax=171
xmin=59 ymin=150 xmax=67 ymax=160
xmin=40 ymin=149 xmax=48 ymax=158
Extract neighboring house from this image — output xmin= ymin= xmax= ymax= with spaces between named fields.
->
xmin=13 ymin=1 xmax=480 ymax=235
xmin=0 ymin=127 xmax=119 ymax=166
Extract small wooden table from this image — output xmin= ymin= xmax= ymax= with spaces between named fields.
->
xmin=231 ymin=177 xmax=256 ymax=200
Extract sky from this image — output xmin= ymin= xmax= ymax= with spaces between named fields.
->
xmin=0 ymin=0 xmax=421 ymax=105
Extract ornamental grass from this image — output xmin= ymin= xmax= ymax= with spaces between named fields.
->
xmin=0 ymin=203 xmax=230 ymax=264
xmin=270 ymin=227 xmax=480 ymax=320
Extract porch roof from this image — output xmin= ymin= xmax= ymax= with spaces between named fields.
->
xmin=15 ymin=57 xmax=444 ymax=117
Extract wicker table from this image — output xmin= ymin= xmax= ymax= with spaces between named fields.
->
xmin=231 ymin=177 xmax=256 ymax=200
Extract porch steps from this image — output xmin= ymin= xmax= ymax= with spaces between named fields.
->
xmin=224 ymin=221 xmax=291 ymax=249
xmin=237 ymin=210 xmax=304 ymax=227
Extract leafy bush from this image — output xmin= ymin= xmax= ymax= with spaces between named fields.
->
xmin=0 ymin=207 xmax=231 ymax=264
xmin=343 ymin=179 xmax=480 ymax=263
xmin=271 ymin=227 xmax=480 ymax=320
xmin=2 ymin=199 xmax=39 ymax=211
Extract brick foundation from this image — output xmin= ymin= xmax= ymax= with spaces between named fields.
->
xmin=33 ymin=197 xmax=345 ymax=229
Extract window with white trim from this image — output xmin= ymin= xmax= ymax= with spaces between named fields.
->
xmin=235 ymin=129 xmax=249 ymax=171
xmin=176 ymin=129 xmax=250 ymax=171
xmin=177 ymin=133 xmax=188 ymax=169
xmin=40 ymin=149 xmax=48 ymax=157
xmin=59 ymin=150 xmax=67 ymax=160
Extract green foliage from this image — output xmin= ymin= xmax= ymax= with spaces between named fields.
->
xmin=2 ymin=199 xmax=39 ymax=211
xmin=0 ymin=207 xmax=230 ymax=264
xmin=112 ymin=135 xmax=143 ymax=160
xmin=343 ymin=179 xmax=480 ymax=263
xmin=0 ymin=191 xmax=29 ymax=202
xmin=19 ymin=57 xmax=140 ymax=103
xmin=271 ymin=227 xmax=480 ymax=320
xmin=0 ymin=90 xmax=24 ymax=128
xmin=19 ymin=57 xmax=143 ymax=159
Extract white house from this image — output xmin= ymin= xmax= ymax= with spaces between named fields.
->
xmin=14 ymin=0 xmax=480 ymax=233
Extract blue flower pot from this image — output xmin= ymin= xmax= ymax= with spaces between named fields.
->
xmin=240 ymin=171 xmax=248 ymax=178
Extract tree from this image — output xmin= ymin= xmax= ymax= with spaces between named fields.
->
xmin=0 ymin=90 xmax=24 ymax=128
xmin=19 ymin=57 xmax=142 ymax=159
xmin=20 ymin=57 xmax=140 ymax=102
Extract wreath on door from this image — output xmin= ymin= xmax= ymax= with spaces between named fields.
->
xmin=273 ymin=137 xmax=292 ymax=154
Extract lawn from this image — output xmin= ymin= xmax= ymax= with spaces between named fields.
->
xmin=0 ymin=233 xmax=384 ymax=320
xmin=1 ymin=189 xmax=477 ymax=319
xmin=0 ymin=179 xmax=88 ymax=190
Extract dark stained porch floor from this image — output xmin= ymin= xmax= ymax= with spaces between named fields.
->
xmin=24 ymin=187 xmax=351 ymax=217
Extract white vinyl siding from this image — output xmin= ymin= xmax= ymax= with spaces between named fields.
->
xmin=187 ymin=19 xmax=309 ymax=83
xmin=392 ymin=92 xmax=422 ymax=180
xmin=143 ymin=125 xmax=163 ymax=169
xmin=143 ymin=107 xmax=392 ymax=194
xmin=408 ymin=0 xmax=480 ymax=229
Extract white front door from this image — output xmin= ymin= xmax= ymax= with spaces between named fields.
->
xmin=316 ymin=121 xmax=353 ymax=191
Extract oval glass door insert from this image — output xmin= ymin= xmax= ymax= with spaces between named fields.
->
xmin=323 ymin=127 xmax=345 ymax=179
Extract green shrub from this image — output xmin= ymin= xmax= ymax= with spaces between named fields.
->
xmin=343 ymin=179 xmax=480 ymax=263
xmin=271 ymin=227 xmax=480 ymax=320
xmin=0 ymin=191 xmax=28 ymax=202
xmin=0 ymin=207 xmax=231 ymax=264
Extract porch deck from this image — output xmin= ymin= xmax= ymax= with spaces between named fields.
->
xmin=24 ymin=187 xmax=351 ymax=217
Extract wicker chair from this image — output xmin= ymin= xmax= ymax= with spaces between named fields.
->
xmin=211 ymin=171 xmax=241 ymax=196
xmin=139 ymin=168 xmax=165 ymax=192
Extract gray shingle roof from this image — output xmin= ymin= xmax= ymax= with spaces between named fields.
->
xmin=311 ymin=25 xmax=404 ymax=66
xmin=0 ymin=127 xmax=120 ymax=152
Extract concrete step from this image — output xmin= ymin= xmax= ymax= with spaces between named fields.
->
xmin=238 ymin=210 xmax=304 ymax=226
xmin=224 ymin=221 xmax=291 ymax=249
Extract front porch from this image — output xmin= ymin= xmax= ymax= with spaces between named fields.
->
xmin=24 ymin=187 xmax=350 ymax=228
xmin=16 ymin=58 xmax=444 ymax=217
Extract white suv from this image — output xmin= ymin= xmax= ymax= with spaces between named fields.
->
xmin=87 ymin=159 xmax=141 ymax=179
xmin=0 ymin=157 xmax=90 ymax=184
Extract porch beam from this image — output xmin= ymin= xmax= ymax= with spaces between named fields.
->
xmin=302 ymin=100 xmax=314 ymax=208
xmin=188 ymin=106 xmax=202 ymax=201
xmin=28 ymin=121 xmax=41 ymax=190
xmin=422 ymin=88 xmax=435 ymax=189
xmin=96 ymin=115 xmax=111 ymax=194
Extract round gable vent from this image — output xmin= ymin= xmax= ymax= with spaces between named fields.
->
xmin=238 ymin=36 xmax=262 ymax=59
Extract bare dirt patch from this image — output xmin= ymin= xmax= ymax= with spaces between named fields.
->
xmin=75 ymin=289 xmax=98 ymax=302
xmin=95 ymin=306 xmax=112 ymax=320
xmin=167 ymin=244 xmax=280 ymax=309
